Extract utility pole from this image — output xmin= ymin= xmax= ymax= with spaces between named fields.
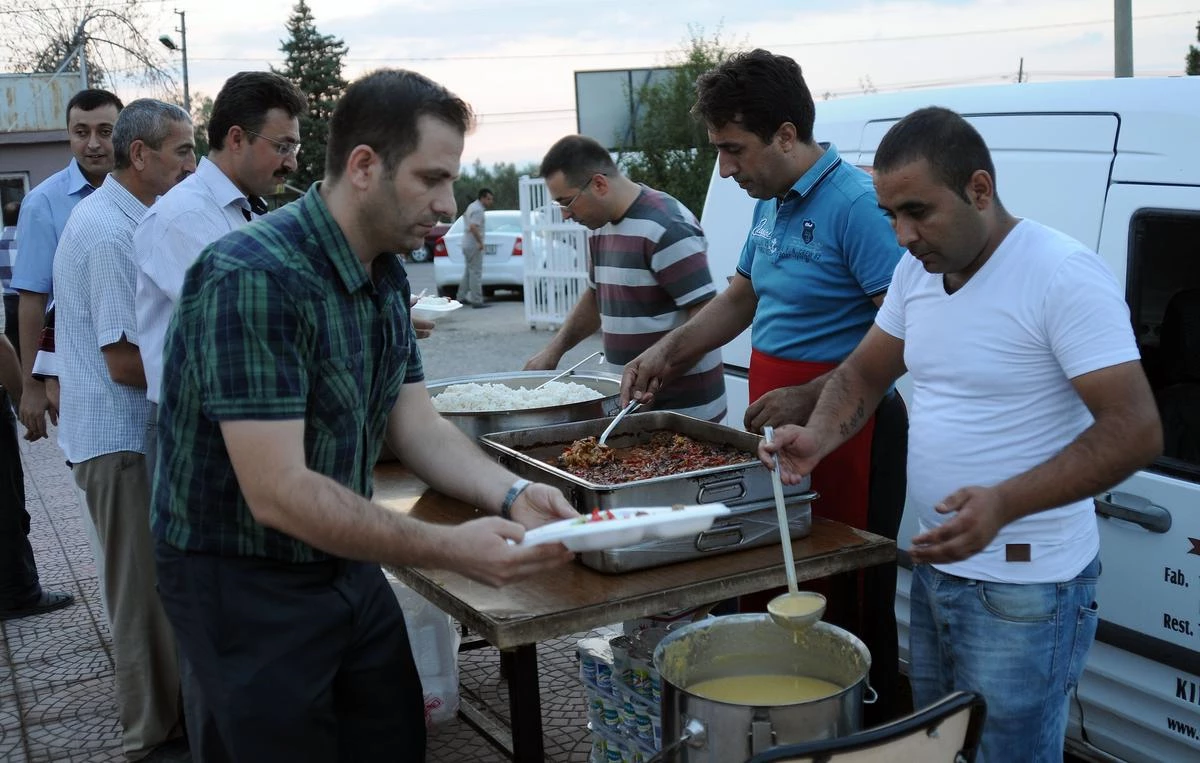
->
xmin=1017 ymin=57 xmax=1024 ymax=84
xmin=1114 ymin=0 xmax=1133 ymax=77
xmin=159 ymin=10 xmax=190 ymax=113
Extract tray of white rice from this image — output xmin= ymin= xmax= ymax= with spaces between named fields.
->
xmin=427 ymin=371 xmax=623 ymax=440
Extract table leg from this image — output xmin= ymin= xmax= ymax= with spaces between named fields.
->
xmin=501 ymin=644 xmax=544 ymax=763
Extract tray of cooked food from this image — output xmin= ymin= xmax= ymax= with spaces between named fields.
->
xmin=479 ymin=411 xmax=818 ymax=572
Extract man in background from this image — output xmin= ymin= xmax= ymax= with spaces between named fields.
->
xmin=11 ymin=88 xmax=123 ymax=441
xmin=457 ymin=186 xmax=493 ymax=307
xmin=0 ymin=266 xmax=74 ymax=621
xmin=525 ymin=134 xmax=726 ymax=422
xmin=55 ymin=98 xmax=196 ymax=762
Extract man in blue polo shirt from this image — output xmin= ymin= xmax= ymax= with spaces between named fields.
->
xmin=620 ymin=48 xmax=909 ymax=723
xmin=11 ymin=88 xmax=123 ymax=442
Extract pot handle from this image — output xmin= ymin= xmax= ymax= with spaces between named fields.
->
xmin=863 ymin=680 xmax=878 ymax=705
xmin=646 ymin=717 xmax=706 ymax=763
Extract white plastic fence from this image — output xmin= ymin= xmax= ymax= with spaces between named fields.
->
xmin=519 ymin=175 xmax=589 ymax=330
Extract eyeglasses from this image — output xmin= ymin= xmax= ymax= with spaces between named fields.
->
xmin=554 ymin=174 xmax=599 ymax=210
xmin=245 ymin=130 xmax=301 ymax=157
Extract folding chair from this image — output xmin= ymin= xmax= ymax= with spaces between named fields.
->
xmin=744 ymin=690 xmax=987 ymax=763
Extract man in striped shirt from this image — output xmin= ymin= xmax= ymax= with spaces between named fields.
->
xmin=525 ymin=134 xmax=726 ymax=422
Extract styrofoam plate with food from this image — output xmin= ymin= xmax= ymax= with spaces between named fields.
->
xmin=411 ymin=296 xmax=463 ymax=320
xmin=519 ymin=504 xmax=731 ymax=552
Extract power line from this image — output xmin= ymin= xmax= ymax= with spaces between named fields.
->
xmin=182 ymin=9 xmax=1200 ymax=64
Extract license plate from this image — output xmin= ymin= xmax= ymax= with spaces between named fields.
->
xmin=485 ymin=244 xmax=497 ymax=255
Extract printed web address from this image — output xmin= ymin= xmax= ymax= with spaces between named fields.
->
xmin=1168 ymin=716 xmax=1198 ymax=739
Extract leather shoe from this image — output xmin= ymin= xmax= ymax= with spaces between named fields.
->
xmin=0 ymin=590 xmax=74 ymax=620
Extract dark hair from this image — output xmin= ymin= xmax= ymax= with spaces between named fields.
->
xmin=325 ymin=69 xmax=473 ymax=180
xmin=539 ymin=134 xmax=618 ymax=187
xmin=2 ymin=201 xmax=18 ymax=228
xmin=65 ymin=89 xmax=123 ymax=126
xmin=112 ymin=99 xmax=191 ymax=170
xmin=693 ymin=49 xmax=815 ymax=145
xmin=208 ymin=72 xmax=308 ymax=151
xmin=477 ymin=188 xmax=493 ymax=199
xmin=874 ymin=107 xmax=997 ymax=204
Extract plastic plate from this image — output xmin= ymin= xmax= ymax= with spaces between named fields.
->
xmin=411 ymin=299 xmax=463 ymax=321
xmin=519 ymin=504 xmax=731 ymax=552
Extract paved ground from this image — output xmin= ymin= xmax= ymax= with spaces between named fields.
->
xmin=0 ymin=267 xmax=610 ymax=761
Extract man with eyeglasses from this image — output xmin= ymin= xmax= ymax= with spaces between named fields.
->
xmin=131 ymin=70 xmax=307 ymax=762
xmin=524 ymin=134 xmax=726 ymax=422
xmin=457 ymin=187 xmax=494 ymax=307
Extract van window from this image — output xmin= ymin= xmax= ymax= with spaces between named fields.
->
xmin=1127 ymin=210 xmax=1200 ymax=480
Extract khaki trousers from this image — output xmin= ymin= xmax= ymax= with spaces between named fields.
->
xmin=74 ymin=451 xmax=181 ymax=759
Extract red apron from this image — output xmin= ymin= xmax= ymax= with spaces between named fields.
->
xmin=741 ymin=349 xmax=877 ymax=618
xmin=749 ymin=349 xmax=875 ymax=530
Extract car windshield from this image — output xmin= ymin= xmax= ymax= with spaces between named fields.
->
xmin=447 ymin=211 xmax=521 ymax=235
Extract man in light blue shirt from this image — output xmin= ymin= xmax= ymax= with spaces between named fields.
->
xmin=11 ymin=88 xmax=123 ymax=441
xmin=54 ymin=98 xmax=196 ymax=762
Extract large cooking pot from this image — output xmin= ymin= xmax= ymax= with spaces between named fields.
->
xmin=425 ymin=370 xmax=623 ymax=440
xmin=652 ymin=614 xmax=873 ymax=762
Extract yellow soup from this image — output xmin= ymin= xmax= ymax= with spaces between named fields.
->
xmin=768 ymin=594 xmax=824 ymax=617
xmin=687 ymin=674 xmax=842 ymax=705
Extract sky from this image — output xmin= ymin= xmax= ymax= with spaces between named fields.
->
xmin=103 ymin=0 xmax=1200 ymax=167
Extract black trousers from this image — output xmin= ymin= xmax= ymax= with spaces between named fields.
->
xmin=0 ymin=387 xmax=39 ymax=608
xmin=155 ymin=544 xmax=427 ymax=763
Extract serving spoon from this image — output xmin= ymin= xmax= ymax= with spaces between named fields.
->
xmin=762 ymin=425 xmax=827 ymax=630
xmin=533 ymin=350 xmax=604 ymax=390
xmin=597 ymin=399 xmax=641 ymax=447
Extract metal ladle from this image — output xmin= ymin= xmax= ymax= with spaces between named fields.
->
xmin=762 ymin=425 xmax=827 ymax=630
xmin=598 ymin=399 xmax=641 ymax=447
xmin=532 ymin=350 xmax=604 ymax=390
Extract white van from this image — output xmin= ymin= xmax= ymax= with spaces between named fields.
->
xmin=699 ymin=76 xmax=1200 ymax=763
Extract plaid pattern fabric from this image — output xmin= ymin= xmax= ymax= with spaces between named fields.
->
xmin=0 ymin=227 xmax=16 ymax=295
xmin=152 ymin=185 xmax=423 ymax=562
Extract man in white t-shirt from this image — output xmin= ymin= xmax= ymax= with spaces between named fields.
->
xmin=762 ymin=107 xmax=1161 ymax=763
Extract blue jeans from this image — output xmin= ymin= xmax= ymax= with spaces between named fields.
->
xmin=909 ymin=554 xmax=1100 ymax=763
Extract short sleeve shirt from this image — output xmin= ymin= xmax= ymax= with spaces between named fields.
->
xmin=738 ymin=145 xmax=904 ymax=363
xmin=11 ymin=160 xmax=97 ymax=296
xmin=587 ymin=186 xmax=726 ymax=421
xmin=152 ymin=184 xmax=423 ymax=562
xmin=462 ymin=199 xmax=486 ymax=255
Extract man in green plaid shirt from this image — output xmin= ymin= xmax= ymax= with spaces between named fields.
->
xmin=151 ymin=70 xmax=576 ymax=762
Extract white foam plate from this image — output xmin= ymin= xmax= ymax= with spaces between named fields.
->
xmin=411 ymin=299 xmax=463 ymax=320
xmin=519 ymin=504 xmax=731 ymax=552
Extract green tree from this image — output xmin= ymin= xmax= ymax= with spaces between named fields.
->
xmin=615 ymin=29 xmax=740 ymax=216
xmin=273 ymin=0 xmax=348 ymax=190
xmin=1188 ymin=20 xmax=1200 ymax=75
xmin=189 ymin=93 xmax=214 ymax=159
xmin=454 ymin=159 xmax=539 ymax=213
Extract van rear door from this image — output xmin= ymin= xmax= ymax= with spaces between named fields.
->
xmin=1072 ymin=184 xmax=1200 ymax=763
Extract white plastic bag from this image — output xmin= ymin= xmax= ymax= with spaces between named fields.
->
xmin=384 ymin=570 xmax=462 ymax=727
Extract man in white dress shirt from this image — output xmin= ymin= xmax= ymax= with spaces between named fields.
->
xmin=134 ymin=71 xmax=307 ymax=478
xmin=53 ymin=98 xmax=196 ymax=762
xmin=132 ymin=70 xmax=307 ymax=763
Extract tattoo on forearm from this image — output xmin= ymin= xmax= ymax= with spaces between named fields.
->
xmin=838 ymin=399 xmax=866 ymax=438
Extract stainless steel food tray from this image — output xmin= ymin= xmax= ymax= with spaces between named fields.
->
xmin=479 ymin=411 xmax=812 ymax=512
xmin=578 ymin=495 xmax=815 ymax=574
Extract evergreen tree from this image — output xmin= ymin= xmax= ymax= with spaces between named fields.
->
xmin=1188 ymin=20 xmax=1200 ymax=75
xmin=273 ymin=0 xmax=348 ymax=189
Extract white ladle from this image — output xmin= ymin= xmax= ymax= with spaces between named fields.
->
xmin=533 ymin=350 xmax=604 ymax=390
xmin=762 ymin=425 xmax=827 ymax=630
